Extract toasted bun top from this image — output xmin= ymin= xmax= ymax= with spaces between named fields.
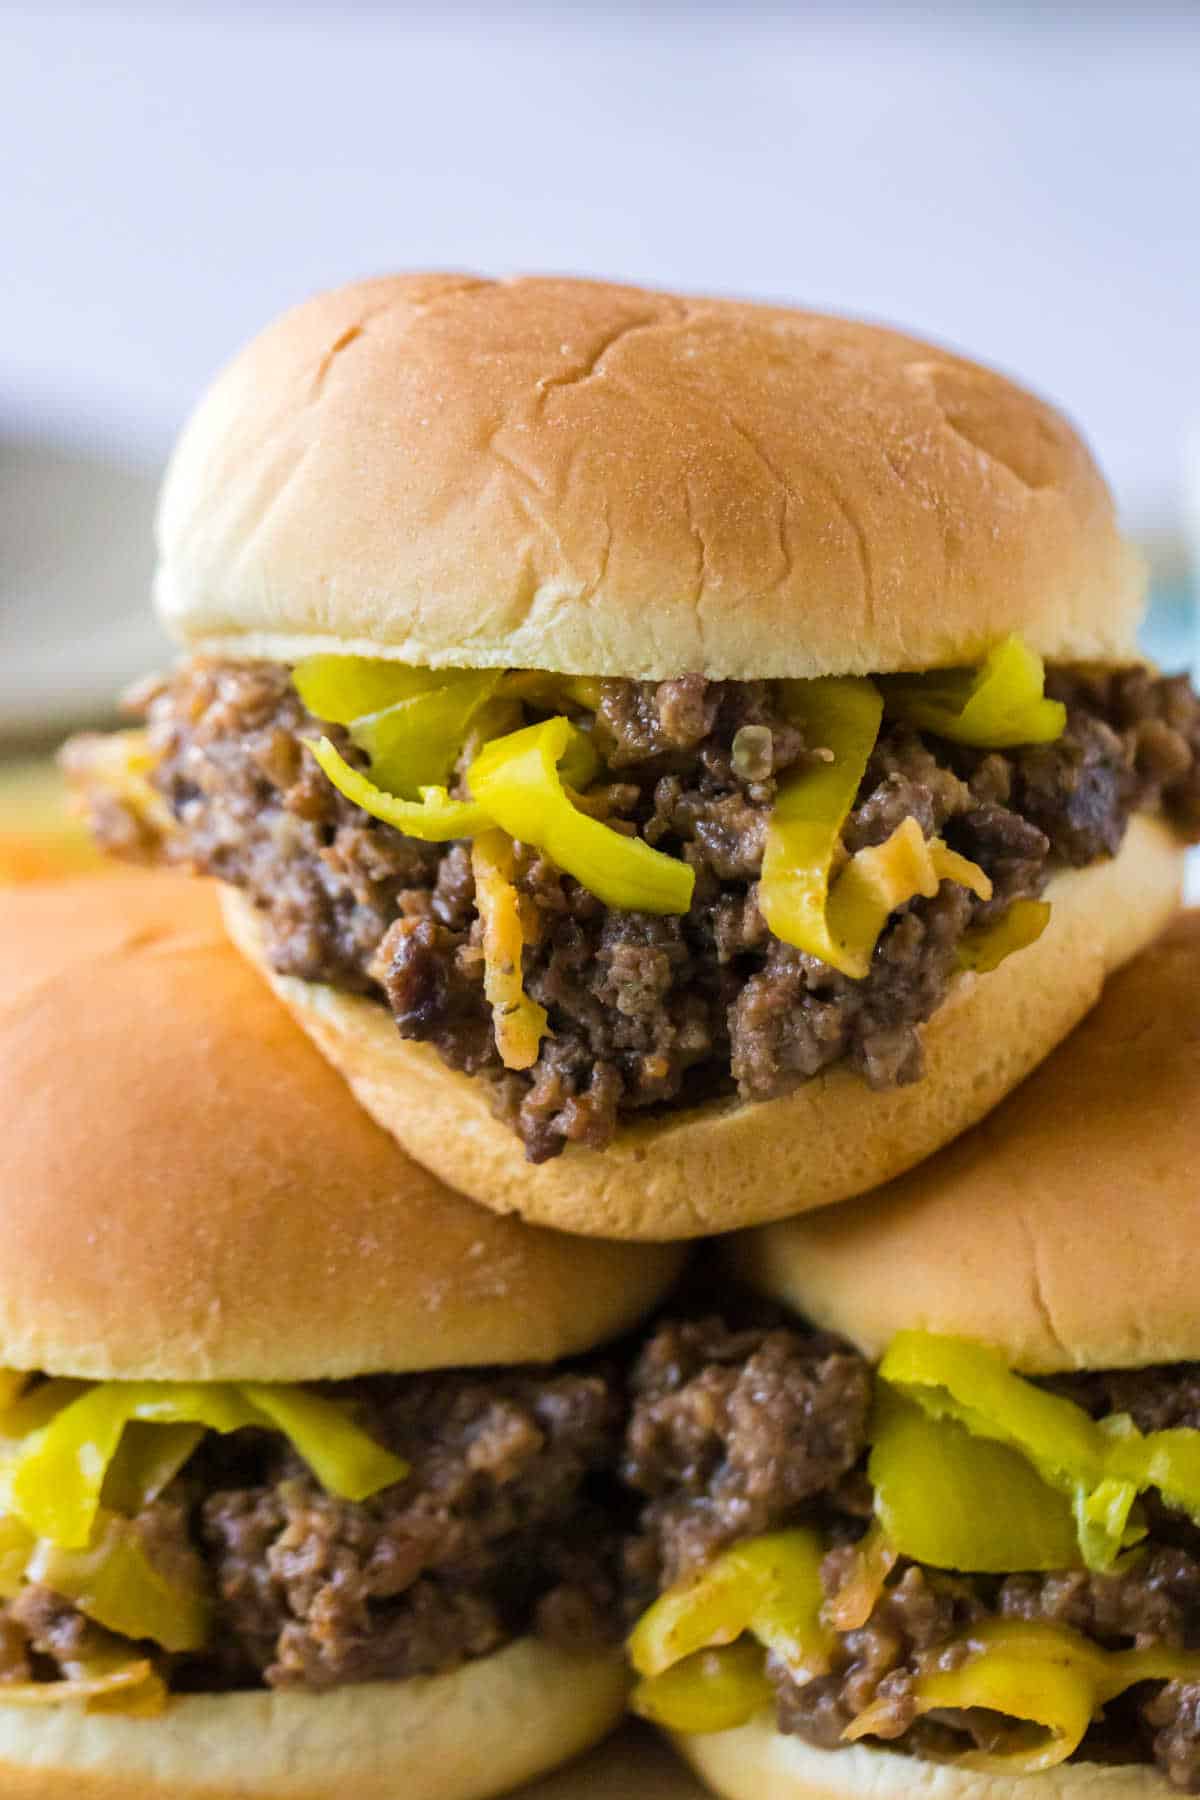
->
xmin=730 ymin=909 xmax=1200 ymax=1374
xmin=0 ymin=876 xmax=683 ymax=1381
xmin=156 ymin=274 xmax=1143 ymax=680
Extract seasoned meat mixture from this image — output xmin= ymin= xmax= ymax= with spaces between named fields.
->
xmin=624 ymin=1316 xmax=1200 ymax=1790
xmin=90 ymin=658 xmax=1200 ymax=1161
xmin=0 ymin=1364 xmax=621 ymax=1696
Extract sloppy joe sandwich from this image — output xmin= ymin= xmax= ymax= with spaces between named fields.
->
xmin=70 ymin=274 xmax=1195 ymax=1236
xmin=0 ymin=874 xmax=682 ymax=1800
xmin=623 ymin=912 xmax=1200 ymax=1795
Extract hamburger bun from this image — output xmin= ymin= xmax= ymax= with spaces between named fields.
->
xmin=729 ymin=908 xmax=1200 ymax=1371
xmin=220 ymin=814 xmax=1181 ymax=1239
xmin=676 ymin=1712 xmax=1168 ymax=1799
xmin=0 ymin=1636 xmax=627 ymax=1800
xmin=154 ymin=274 xmax=1143 ymax=681
xmin=0 ymin=875 xmax=683 ymax=1378
xmin=0 ymin=872 xmax=664 ymax=1794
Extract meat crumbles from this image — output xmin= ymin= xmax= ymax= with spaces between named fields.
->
xmin=0 ymin=1363 xmax=623 ymax=1697
xmin=84 ymin=658 xmax=1200 ymax=1162
xmin=623 ymin=1315 xmax=1200 ymax=1790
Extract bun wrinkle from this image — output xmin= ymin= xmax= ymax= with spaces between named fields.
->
xmin=156 ymin=275 xmax=1143 ymax=680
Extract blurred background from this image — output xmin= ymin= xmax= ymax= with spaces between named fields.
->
xmin=2 ymin=0 xmax=1198 ymax=865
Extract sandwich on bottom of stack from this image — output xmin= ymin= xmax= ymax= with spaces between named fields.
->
xmin=621 ymin=910 xmax=1200 ymax=1796
xmin=0 ymin=872 xmax=685 ymax=1800
xmin=69 ymin=272 xmax=1200 ymax=1240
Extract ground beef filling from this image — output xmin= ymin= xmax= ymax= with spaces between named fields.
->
xmin=108 ymin=659 xmax=1200 ymax=1162
xmin=0 ymin=1365 xmax=622 ymax=1696
xmin=624 ymin=1318 xmax=1200 ymax=1790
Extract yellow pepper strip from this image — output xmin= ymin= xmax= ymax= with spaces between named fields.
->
xmin=759 ymin=678 xmax=884 ymax=972
xmin=471 ymin=830 xmax=548 ymax=1070
xmin=0 ymin=1372 xmax=28 ymax=1413
xmin=101 ymin=1423 xmax=207 ymax=1516
xmin=632 ymin=1640 xmax=775 ymax=1734
xmin=844 ymin=1619 xmax=1200 ymax=1773
xmin=307 ymin=737 xmax=490 ymax=839
xmin=26 ymin=1510 xmax=210 ymax=1653
xmin=878 ymin=1333 xmax=1140 ymax=1571
xmin=823 ymin=819 xmax=992 ymax=980
xmin=957 ymin=897 xmax=1051 ymax=973
xmin=502 ymin=672 xmax=606 ymax=713
xmin=293 ymin=655 xmax=455 ymax=723
xmin=469 ymin=719 xmax=695 ymax=915
xmin=881 ymin=636 xmax=1067 ymax=748
xmin=240 ymin=1384 xmax=408 ymax=1505
xmin=628 ymin=1530 xmax=833 ymax=1685
xmin=821 ymin=1523 xmax=897 ymax=1632
xmin=58 ymin=729 xmax=174 ymax=842
xmin=7 ymin=1380 xmax=408 ymax=1550
xmin=0 ymin=1516 xmax=34 ymax=1599
xmin=350 ymin=673 xmax=504 ymax=798
xmin=869 ymin=1387 xmax=1083 ymax=1573
xmin=0 ymin=1655 xmax=165 ymax=1715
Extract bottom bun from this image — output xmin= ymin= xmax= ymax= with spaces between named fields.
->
xmin=0 ymin=1639 xmax=627 ymax=1800
xmin=677 ymin=1716 xmax=1168 ymax=1798
xmin=220 ymin=814 xmax=1181 ymax=1239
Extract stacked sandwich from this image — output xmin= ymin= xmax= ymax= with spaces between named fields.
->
xmin=26 ymin=272 xmax=1200 ymax=1796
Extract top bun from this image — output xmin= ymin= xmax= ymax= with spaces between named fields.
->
xmin=0 ymin=875 xmax=683 ymax=1381
xmin=156 ymin=274 xmax=1143 ymax=680
xmin=729 ymin=911 xmax=1200 ymax=1374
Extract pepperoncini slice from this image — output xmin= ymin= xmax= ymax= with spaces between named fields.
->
xmin=759 ymin=678 xmax=884 ymax=972
xmin=631 ymin=1640 xmax=774 ymax=1734
xmin=823 ymin=818 xmax=993 ymax=980
xmin=293 ymin=656 xmax=454 ymax=724
xmin=878 ymin=1334 xmax=1139 ymax=1571
xmin=350 ymin=673 xmax=504 ymax=797
xmin=8 ymin=1380 xmax=407 ymax=1550
xmin=0 ymin=1516 xmax=34 ymax=1599
xmin=0 ymin=1372 xmax=29 ymax=1413
xmin=471 ymin=829 xmax=548 ymax=1070
xmin=868 ymin=1387 xmax=1082 ymax=1573
xmin=628 ymin=1530 xmax=833 ymax=1685
xmin=26 ymin=1510 xmax=210 ymax=1653
xmin=307 ymin=737 xmax=490 ymax=840
xmin=957 ymin=897 xmax=1052 ymax=973
xmin=469 ymin=719 xmax=695 ymax=915
xmin=240 ymin=1384 xmax=408 ymax=1504
xmin=844 ymin=1619 xmax=1200 ymax=1773
xmin=0 ymin=1653 xmax=166 ymax=1714
xmin=821 ymin=1523 xmax=897 ymax=1632
xmin=881 ymin=636 xmax=1067 ymax=748
xmin=100 ymin=1423 xmax=207 ymax=1517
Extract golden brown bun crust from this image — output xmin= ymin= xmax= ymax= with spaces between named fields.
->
xmin=156 ymin=274 xmax=1143 ymax=680
xmin=0 ymin=1638 xmax=626 ymax=1800
xmin=222 ymin=816 xmax=1181 ymax=1240
xmin=677 ymin=1715 xmax=1167 ymax=1797
xmin=0 ymin=876 xmax=682 ymax=1379
xmin=731 ymin=907 xmax=1200 ymax=1374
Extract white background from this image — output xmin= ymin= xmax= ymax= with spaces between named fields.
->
xmin=3 ymin=1 xmax=1198 ymax=533
xmin=2 ymin=2 xmax=1197 ymax=734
